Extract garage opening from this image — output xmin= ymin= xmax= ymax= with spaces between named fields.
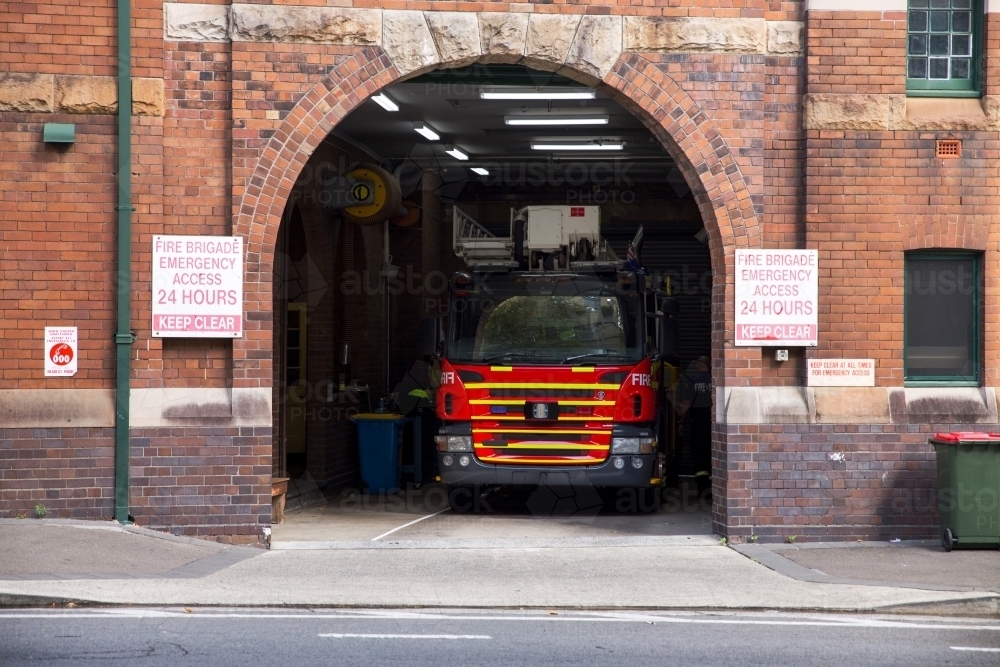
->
xmin=270 ymin=65 xmax=712 ymax=539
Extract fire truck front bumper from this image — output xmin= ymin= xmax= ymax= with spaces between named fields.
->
xmin=438 ymin=453 xmax=657 ymax=488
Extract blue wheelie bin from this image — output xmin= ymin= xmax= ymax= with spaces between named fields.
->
xmin=351 ymin=413 xmax=405 ymax=494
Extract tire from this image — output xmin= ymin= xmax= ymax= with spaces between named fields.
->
xmin=943 ymin=528 xmax=955 ymax=552
xmin=341 ymin=163 xmax=403 ymax=227
xmin=447 ymin=485 xmax=476 ymax=513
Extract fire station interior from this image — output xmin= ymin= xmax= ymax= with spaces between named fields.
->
xmin=271 ymin=65 xmax=713 ymax=540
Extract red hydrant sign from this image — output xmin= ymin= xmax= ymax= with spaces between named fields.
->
xmin=44 ymin=327 xmax=78 ymax=377
xmin=152 ymin=235 xmax=243 ymax=338
xmin=735 ymin=249 xmax=818 ymax=346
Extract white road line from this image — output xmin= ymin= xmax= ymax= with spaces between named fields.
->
xmin=370 ymin=508 xmax=449 ymax=541
xmin=2 ymin=610 xmax=999 ymax=631
xmin=319 ymin=634 xmax=490 ymax=639
xmin=950 ymin=646 xmax=1000 ymax=652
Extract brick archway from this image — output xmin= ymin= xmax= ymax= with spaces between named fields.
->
xmin=234 ymin=47 xmax=761 ymax=390
xmin=234 ymin=47 xmax=761 ymax=536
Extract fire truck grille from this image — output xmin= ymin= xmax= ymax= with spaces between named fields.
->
xmin=489 ymin=389 xmax=593 ymax=398
xmin=489 ymin=433 xmax=585 ymax=442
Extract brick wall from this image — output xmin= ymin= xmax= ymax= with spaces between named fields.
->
xmin=0 ymin=428 xmax=115 ymax=519
xmin=3 ymin=2 xmax=1000 ymax=540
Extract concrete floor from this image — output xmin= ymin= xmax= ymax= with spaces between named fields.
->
xmin=271 ymin=482 xmax=714 ymax=543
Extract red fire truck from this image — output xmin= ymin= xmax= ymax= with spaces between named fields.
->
xmin=422 ymin=205 xmax=679 ymax=512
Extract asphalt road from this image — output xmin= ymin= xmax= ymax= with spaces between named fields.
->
xmin=2 ymin=608 xmax=999 ymax=666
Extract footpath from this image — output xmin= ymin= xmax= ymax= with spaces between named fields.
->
xmin=1 ymin=514 xmax=998 ymax=616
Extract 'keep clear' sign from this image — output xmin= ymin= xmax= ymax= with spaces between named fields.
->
xmin=152 ymin=235 xmax=243 ymax=337
xmin=735 ymin=249 xmax=818 ymax=346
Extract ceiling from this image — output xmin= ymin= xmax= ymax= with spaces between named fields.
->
xmin=331 ymin=66 xmax=687 ymax=198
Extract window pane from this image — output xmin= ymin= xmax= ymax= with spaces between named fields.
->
xmin=909 ymin=10 xmax=928 ymax=31
xmin=952 ymin=11 xmax=971 ymax=32
xmin=952 ymin=0 xmax=970 ymax=7
xmin=909 ymin=57 xmax=928 ymax=78
xmin=929 ymin=58 xmax=949 ymax=78
xmin=929 ymin=34 xmax=950 ymax=55
xmin=952 ymin=58 xmax=970 ymax=78
xmin=930 ymin=0 xmax=950 ymax=7
xmin=906 ymin=256 xmax=977 ymax=380
xmin=952 ymin=34 xmax=970 ymax=55
xmin=911 ymin=0 xmax=929 ymax=6
xmin=930 ymin=11 xmax=950 ymax=31
xmin=909 ymin=34 xmax=928 ymax=54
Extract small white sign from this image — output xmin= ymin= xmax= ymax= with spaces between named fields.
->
xmin=735 ymin=249 xmax=818 ymax=346
xmin=44 ymin=327 xmax=78 ymax=377
xmin=152 ymin=235 xmax=243 ymax=338
xmin=807 ymin=359 xmax=875 ymax=386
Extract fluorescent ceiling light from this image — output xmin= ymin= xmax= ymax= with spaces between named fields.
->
xmin=505 ymin=115 xmax=609 ymax=126
xmin=470 ymin=167 xmax=489 ymax=176
xmin=481 ymin=88 xmax=596 ymax=100
xmin=445 ymin=146 xmax=469 ymax=161
xmin=371 ymin=93 xmax=399 ymax=112
xmin=531 ymin=142 xmax=624 ymax=151
xmin=413 ymin=122 xmax=440 ymax=141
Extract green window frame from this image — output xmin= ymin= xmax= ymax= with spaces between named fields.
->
xmin=906 ymin=0 xmax=982 ymax=97
xmin=904 ymin=252 xmax=981 ymax=386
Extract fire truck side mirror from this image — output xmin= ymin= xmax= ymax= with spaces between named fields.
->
xmin=419 ymin=316 xmax=442 ymax=359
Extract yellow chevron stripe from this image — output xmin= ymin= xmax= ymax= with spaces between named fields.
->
xmin=474 ymin=443 xmax=609 ymax=450
xmin=465 ymin=383 xmax=618 ymax=390
xmin=473 ymin=429 xmax=611 ymax=435
xmin=477 ymin=456 xmax=604 ymax=465
xmin=471 ymin=416 xmax=604 ymax=421
xmin=468 ymin=399 xmax=615 ymax=406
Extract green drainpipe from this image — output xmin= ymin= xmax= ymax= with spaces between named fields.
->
xmin=114 ymin=0 xmax=134 ymax=524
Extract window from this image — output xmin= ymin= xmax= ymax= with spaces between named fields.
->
xmin=907 ymin=0 xmax=981 ymax=96
xmin=904 ymin=252 xmax=981 ymax=384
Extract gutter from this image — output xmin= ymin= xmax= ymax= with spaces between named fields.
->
xmin=114 ymin=0 xmax=135 ymax=523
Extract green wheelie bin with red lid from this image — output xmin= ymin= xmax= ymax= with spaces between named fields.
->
xmin=930 ymin=432 xmax=1000 ymax=551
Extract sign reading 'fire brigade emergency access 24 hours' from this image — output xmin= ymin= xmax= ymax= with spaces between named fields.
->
xmin=152 ymin=235 xmax=243 ymax=337
xmin=735 ymin=249 xmax=818 ymax=347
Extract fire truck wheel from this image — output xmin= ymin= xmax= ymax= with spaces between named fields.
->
xmin=341 ymin=163 xmax=402 ymax=226
xmin=447 ymin=485 xmax=477 ymax=513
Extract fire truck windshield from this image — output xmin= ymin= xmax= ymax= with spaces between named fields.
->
xmin=447 ymin=275 xmax=644 ymax=365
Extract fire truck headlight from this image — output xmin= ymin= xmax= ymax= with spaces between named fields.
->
xmin=458 ymin=455 xmax=471 ymax=467
xmin=436 ymin=435 xmax=473 ymax=452
xmin=639 ymin=437 xmax=656 ymax=454
xmin=612 ymin=457 xmax=625 ymax=469
xmin=442 ymin=454 xmax=454 ymax=467
xmin=631 ymin=457 xmax=643 ymax=469
xmin=611 ymin=437 xmax=640 ymax=454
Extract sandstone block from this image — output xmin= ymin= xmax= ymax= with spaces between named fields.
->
xmin=425 ymin=12 xmax=482 ymax=67
xmin=890 ymin=95 xmax=994 ymax=131
xmin=0 ymin=73 xmax=53 ymax=113
xmin=230 ymin=4 xmax=380 ymax=45
xmin=565 ymin=15 xmax=622 ymax=83
xmin=767 ymin=21 xmax=803 ymax=55
xmin=523 ymin=14 xmax=581 ymax=72
xmin=383 ymin=11 xmax=440 ymax=78
xmin=803 ymin=94 xmax=889 ymax=131
xmin=133 ymin=78 xmax=165 ymax=117
xmin=478 ymin=12 xmax=529 ymax=64
xmin=164 ymin=3 xmax=230 ymax=42
xmin=624 ymin=17 xmax=766 ymax=54
xmin=56 ymin=75 xmax=117 ymax=114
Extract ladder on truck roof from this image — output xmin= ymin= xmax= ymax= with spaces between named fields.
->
xmin=452 ymin=206 xmax=625 ymax=272
xmin=452 ymin=207 xmax=518 ymax=269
